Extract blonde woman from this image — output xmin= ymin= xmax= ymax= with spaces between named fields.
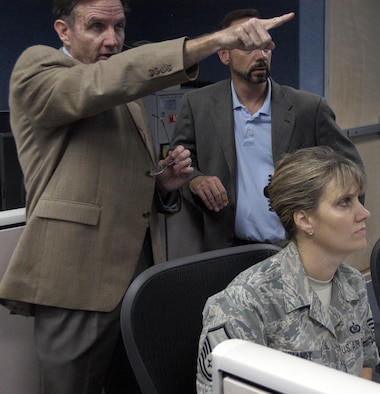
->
xmin=197 ymin=146 xmax=379 ymax=393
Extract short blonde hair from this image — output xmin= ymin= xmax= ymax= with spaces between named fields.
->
xmin=267 ymin=146 xmax=366 ymax=241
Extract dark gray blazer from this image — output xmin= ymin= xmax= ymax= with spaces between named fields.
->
xmin=171 ymin=78 xmax=364 ymax=251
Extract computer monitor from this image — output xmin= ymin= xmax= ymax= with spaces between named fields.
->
xmin=212 ymin=339 xmax=379 ymax=394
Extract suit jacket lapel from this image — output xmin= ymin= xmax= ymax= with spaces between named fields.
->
xmin=127 ymin=100 xmax=156 ymax=163
xmin=210 ymin=79 xmax=297 ymax=170
xmin=209 ymin=80 xmax=236 ymax=176
xmin=270 ymin=79 xmax=296 ymax=163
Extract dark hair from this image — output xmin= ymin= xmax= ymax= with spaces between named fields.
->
xmin=53 ymin=0 xmax=129 ymax=25
xmin=267 ymin=146 xmax=366 ymax=241
xmin=219 ymin=9 xmax=259 ymax=29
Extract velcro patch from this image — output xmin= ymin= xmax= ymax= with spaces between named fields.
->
xmin=198 ymin=325 xmax=231 ymax=382
xmin=367 ymin=317 xmax=375 ymax=332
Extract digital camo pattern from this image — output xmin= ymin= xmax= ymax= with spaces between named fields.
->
xmin=196 ymin=242 xmax=379 ymax=394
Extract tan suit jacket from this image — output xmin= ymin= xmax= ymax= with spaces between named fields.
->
xmin=0 ymin=38 xmax=197 ymax=314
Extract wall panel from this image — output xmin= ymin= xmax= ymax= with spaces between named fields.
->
xmin=327 ymin=0 xmax=380 ymax=271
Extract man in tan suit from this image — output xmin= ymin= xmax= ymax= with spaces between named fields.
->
xmin=0 ymin=0 xmax=294 ymax=392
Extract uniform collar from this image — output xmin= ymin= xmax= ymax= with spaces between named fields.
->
xmin=280 ymin=242 xmax=361 ymax=335
xmin=281 ymin=242 xmax=359 ymax=314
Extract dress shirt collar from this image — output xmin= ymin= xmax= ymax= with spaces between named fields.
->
xmin=62 ymin=46 xmax=73 ymax=58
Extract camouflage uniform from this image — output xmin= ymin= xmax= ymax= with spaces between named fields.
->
xmin=196 ymin=242 xmax=379 ymax=394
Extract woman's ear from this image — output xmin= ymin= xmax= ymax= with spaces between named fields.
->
xmin=217 ymin=49 xmax=230 ymax=65
xmin=293 ymin=210 xmax=314 ymax=236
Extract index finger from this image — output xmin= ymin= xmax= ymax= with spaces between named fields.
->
xmin=262 ymin=12 xmax=295 ymax=31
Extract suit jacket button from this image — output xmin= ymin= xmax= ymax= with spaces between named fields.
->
xmin=148 ymin=69 xmax=154 ymax=77
xmin=143 ymin=211 xmax=150 ymax=218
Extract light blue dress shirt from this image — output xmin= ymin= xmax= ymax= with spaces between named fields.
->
xmin=232 ymin=80 xmax=285 ymax=243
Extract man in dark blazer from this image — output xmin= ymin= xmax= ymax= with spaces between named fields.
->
xmin=171 ymin=9 xmax=364 ymax=252
xmin=0 ymin=1 xmax=294 ymax=392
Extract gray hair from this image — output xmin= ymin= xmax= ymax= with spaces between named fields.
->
xmin=53 ymin=0 xmax=129 ymax=27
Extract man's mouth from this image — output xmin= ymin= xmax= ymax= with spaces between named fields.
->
xmin=251 ymin=67 xmax=268 ymax=75
xmin=98 ymin=54 xmax=114 ymax=60
xmin=250 ymin=62 xmax=268 ymax=74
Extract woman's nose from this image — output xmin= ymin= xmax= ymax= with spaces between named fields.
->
xmin=357 ymin=201 xmax=371 ymax=221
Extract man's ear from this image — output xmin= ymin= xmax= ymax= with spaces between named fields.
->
xmin=293 ymin=210 xmax=314 ymax=236
xmin=217 ymin=49 xmax=230 ymax=66
xmin=54 ymin=19 xmax=70 ymax=45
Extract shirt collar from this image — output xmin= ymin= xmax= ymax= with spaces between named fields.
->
xmin=281 ymin=242 xmax=360 ymax=313
xmin=231 ymin=78 xmax=272 ymax=116
xmin=62 ymin=46 xmax=73 ymax=58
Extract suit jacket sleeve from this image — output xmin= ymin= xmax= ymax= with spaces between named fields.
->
xmin=170 ymin=81 xmax=236 ymax=213
xmin=314 ymin=96 xmax=364 ymax=170
xmin=271 ymin=82 xmax=364 ymax=172
xmin=10 ymin=38 xmax=198 ymax=129
xmin=170 ymin=90 xmax=208 ymax=210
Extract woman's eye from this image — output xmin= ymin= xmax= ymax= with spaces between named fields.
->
xmin=339 ymin=198 xmax=350 ymax=207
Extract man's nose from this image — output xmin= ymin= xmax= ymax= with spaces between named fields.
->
xmin=255 ymin=49 xmax=270 ymax=58
xmin=104 ymin=28 xmax=119 ymax=47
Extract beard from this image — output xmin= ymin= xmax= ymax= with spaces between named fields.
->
xmin=230 ymin=59 xmax=270 ymax=85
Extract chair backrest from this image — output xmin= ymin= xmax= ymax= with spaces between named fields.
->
xmin=120 ymin=243 xmax=282 ymax=394
xmin=370 ymin=238 xmax=380 ymax=310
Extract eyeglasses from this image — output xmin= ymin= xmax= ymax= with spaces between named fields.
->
xmin=148 ymin=160 xmax=175 ymax=177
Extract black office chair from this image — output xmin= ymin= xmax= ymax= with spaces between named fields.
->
xmin=370 ymin=238 xmax=380 ymax=380
xmin=370 ymin=239 xmax=380 ymax=310
xmin=120 ymin=243 xmax=282 ymax=394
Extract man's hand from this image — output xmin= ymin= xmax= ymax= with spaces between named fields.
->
xmin=184 ymin=12 xmax=295 ymax=68
xmin=189 ymin=175 xmax=229 ymax=212
xmin=216 ymin=13 xmax=295 ymax=52
xmin=156 ymin=145 xmax=193 ymax=193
